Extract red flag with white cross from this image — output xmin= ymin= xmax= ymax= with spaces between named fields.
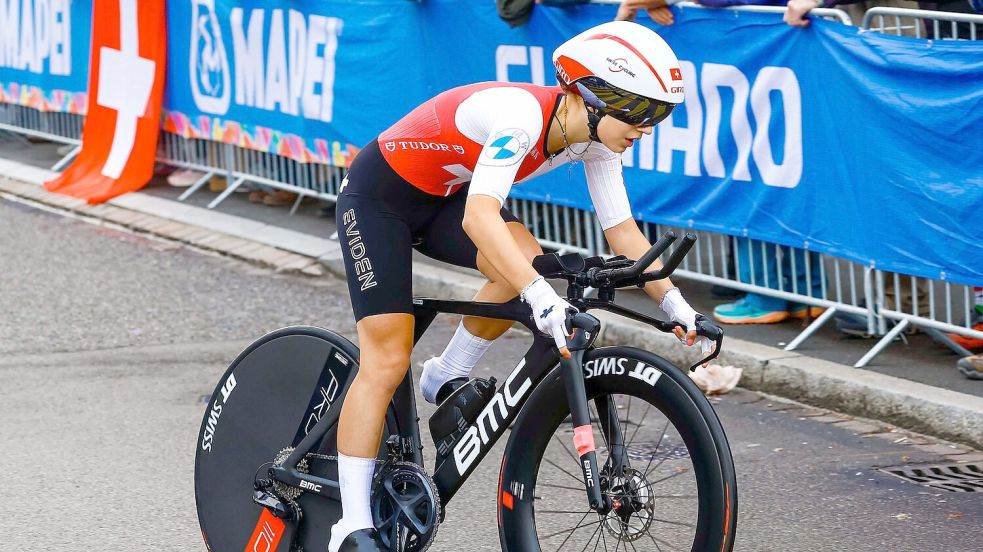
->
xmin=45 ymin=0 xmax=166 ymax=204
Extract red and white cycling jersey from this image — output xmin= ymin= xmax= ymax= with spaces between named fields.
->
xmin=378 ymin=82 xmax=633 ymax=230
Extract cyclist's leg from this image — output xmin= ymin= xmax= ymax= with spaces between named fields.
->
xmin=329 ymin=313 xmax=415 ymax=551
xmin=469 ymin=220 xmax=544 ymax=337
xmin=416 ymin=193 xmax=542 ymax=339
xmin=416 ymin=198 xmax=542 ymax=400
xmin=331 ymin=141 xmax=429 ymax=550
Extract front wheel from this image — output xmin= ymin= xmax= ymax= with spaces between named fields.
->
xmin=499 ymin=346 xmax=738 ymax=552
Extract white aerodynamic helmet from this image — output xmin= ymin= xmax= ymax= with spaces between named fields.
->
xmin=553 ymin=21 xmax=684 ymax=128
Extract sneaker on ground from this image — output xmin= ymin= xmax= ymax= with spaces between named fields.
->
xmin=263 ymin=190 xmax=317 ymax=206
xmin=166 ymin=168 xmax=205 ymax=187
xmin=945 ymin=312 xmax=983 ymax=351
xmin=713 ymin=298 xmax=789 ymax=324
xmin=790 ymin=304 xmax=826 ymax=320
xmin=957 ymin=354 xmax=983 ymax=380
xmin=834 ymin=309 xmax=917 ymax=339
xmin=208 ymin=177 xmax=228 ymax=193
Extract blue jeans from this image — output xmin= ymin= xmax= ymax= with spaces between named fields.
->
xmin=735 ymin=238 xmax=824 ymax=311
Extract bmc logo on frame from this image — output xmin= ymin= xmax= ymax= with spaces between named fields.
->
xmin=190 ymin=0 xmax=343 ymax=122
xmin=496 ymin=45 xmax=803 ymax=189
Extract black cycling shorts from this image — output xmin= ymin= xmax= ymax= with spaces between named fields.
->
xmin=336 ymin=139 xmax=519 ymax=321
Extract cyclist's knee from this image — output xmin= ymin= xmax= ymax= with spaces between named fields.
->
xmin=356 ymin=355 xmax=410 ymax=394
xmin=356 ymin=313 xmax=414 ymax=392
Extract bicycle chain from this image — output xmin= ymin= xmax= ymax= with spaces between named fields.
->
xmin=270 ymin=448 xmax=391 ymax=552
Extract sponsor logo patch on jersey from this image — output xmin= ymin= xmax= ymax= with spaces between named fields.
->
xmin=480 ymin=128 xmax=531 ymax=167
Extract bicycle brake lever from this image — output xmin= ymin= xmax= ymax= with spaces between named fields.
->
xmin=687 ymin=315 xmax=724 ymax=372
xmin=564 ymin=312 xmax=601 ymax=351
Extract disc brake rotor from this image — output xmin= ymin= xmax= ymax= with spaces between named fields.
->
xmin=603 ymin=467 xmax=655 ymax=541
xmin=371 ymin=462 xmax=441 ymax=552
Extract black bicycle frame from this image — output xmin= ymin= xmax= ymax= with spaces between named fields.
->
xmin=269 ymin=295 xmax=618 ymax=511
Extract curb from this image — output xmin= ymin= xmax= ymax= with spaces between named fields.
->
xmin=0 ymin=164 xmax=332 ymax=277
xmin=2 ymin=163 xmax=981 ymax=449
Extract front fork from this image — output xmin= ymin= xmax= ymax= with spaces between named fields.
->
xmin=560 ymin=313 xmax=616 ymax=514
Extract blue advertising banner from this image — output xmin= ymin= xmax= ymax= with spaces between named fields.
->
xmin=163 ymin=0 xmax=430 ymax=165
xmin=0 ymin=0 xmax=91 ymax=113
xmin=162 ymin=0 xmax=983 ymax=284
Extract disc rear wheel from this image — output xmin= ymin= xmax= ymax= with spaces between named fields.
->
xmin=194 ymin=326 xmax=398 ymax=552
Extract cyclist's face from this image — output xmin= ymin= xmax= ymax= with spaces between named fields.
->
xmin=597 ymin=115 xmax=654 ymax=153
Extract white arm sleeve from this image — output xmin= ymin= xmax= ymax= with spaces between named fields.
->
xmin=582 ymin=143 xmax=633 ymax=230
xmin=464 ymin=88 xmax=544 ymax=206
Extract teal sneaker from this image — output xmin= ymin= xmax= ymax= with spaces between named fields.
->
xmin=714 ymin=297 xmax=790 ymax=325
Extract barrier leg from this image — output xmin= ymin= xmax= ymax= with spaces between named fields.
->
xmin=0 ymin=129 xmax=31 ymax=146
xmin=854 ymin=318 xmax=910 ymax=368
xmin=207 ymin=176 xmax=246 ymax=209
xmin=288 ymin=191 xmax=305 ymax=215
xmin=178 ymin=170 xmax=217 ymax=201
xmin=784 ymin=307 xmax=837 ymax=351
xmin=51 ymin=145 xmax=81 ymax=172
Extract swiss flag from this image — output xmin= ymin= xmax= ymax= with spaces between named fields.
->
xmin=670 ymin=68 xmax=683 ymax=81
xmin=45 ymin=0 xmax=166 ymax=204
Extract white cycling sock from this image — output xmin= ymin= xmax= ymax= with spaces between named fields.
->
xmin=420 ymin=321 xmax=493 ymax=404
xmin=328 ymin=453 xmax=377 ymax=552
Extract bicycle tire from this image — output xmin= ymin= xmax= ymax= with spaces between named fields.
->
xmin=194 ymin=325 xmax=398 ymax=552
xmin=498 ymin=346 xmax=738 ymax=552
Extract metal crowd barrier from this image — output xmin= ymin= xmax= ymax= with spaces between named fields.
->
xmin=499 ymin=199 xmax=982 ymax=367
xmin=591 ymin=0 xmax=854 ymax=24
xmin=0 ymin=104 xmax=84 ymax=171
xmin=863 ymin=6 xmax=982 ymax=40
xmin=156 ymin=132 xmax=346 ymax=214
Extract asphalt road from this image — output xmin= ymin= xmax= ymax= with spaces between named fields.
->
xmin=0 ymin=198 xmax=979 ymax=551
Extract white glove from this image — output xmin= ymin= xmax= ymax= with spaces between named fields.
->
xmin=660 ymin=288 xmax=714 ymax=355
xmin=521 ymin=277 xmax=577 ymax=353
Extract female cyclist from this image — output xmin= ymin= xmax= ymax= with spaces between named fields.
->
xmin=331 ymin=20 xmax=715 ymax=551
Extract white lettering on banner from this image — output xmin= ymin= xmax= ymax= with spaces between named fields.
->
xmin=495 ymin=45 xmax=545 ymax=85
xmin=701 ymin=63 xmax=754 ymax=181
xmin=229 ymin=7 xmax=343 ymax=122
xmin=0 ymin=0 xmax=72 ymax=75
xmin=502 ymin=46 xmax=803 ymax=189
xmin=750 ymin=67 xmax=802 ymax=188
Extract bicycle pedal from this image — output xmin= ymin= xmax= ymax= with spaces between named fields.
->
xmin=252 ymin=489 xmax=293 ymax=519
xmin=429 ymin=377 xmax=497 ymax=448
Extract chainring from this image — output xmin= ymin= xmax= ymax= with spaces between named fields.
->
xmin=371 ymin=462 xmax=441 ymax=552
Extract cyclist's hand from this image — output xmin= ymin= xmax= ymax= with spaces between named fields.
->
xmin=522 ymin=277 xmax=577 ymax=358
xmin=660 ymin=288 xmax=716 ymax=364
